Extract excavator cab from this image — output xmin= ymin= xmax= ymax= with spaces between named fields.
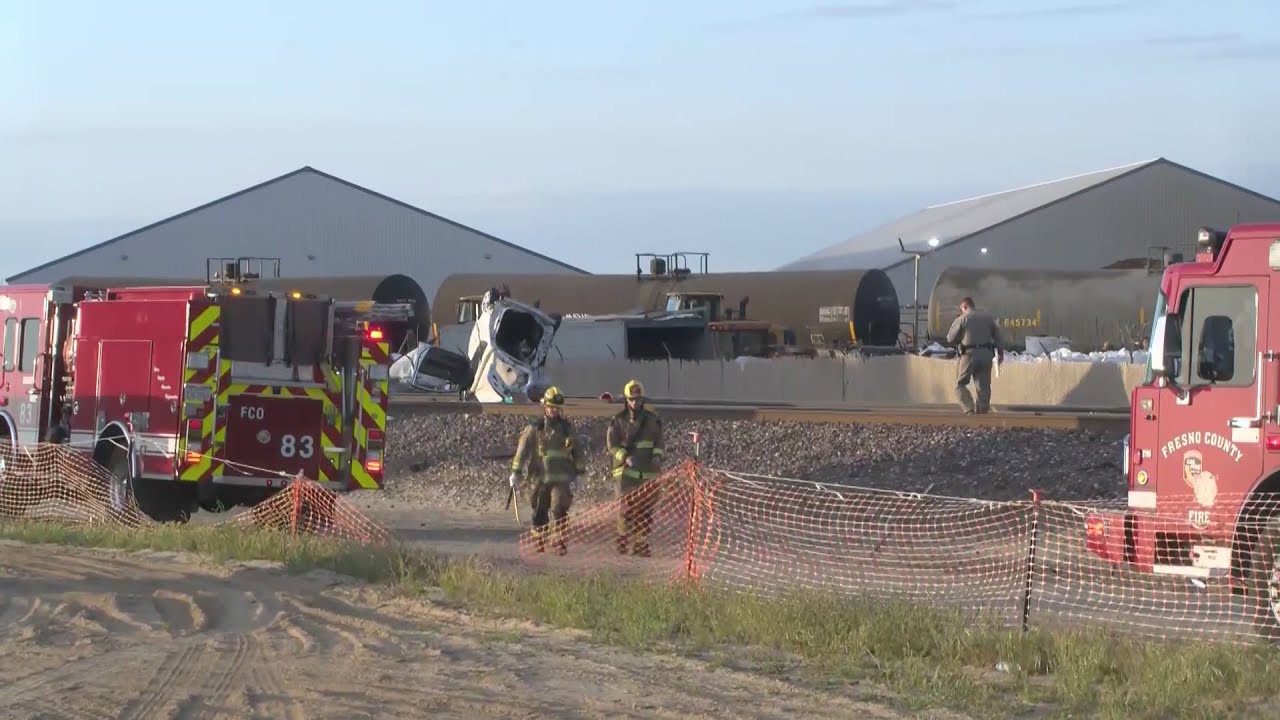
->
xmin=663 ymin=291 xmax=723 ymax=321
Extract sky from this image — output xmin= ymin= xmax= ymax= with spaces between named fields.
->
xmin=3 ymin=0 xmax=1279 ymax=279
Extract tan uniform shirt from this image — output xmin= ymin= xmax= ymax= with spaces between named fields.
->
xmin=946 ymin=310 xmax=1004 ymax=351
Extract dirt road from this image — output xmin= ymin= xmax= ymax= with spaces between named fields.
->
xmin=0 ymin=540 xmax=943 ymax=720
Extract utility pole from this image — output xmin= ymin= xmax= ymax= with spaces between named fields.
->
xmin=897 ymin=237 xmax=933 ymax=351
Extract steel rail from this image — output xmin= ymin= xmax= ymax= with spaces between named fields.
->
xmin=388 ymin=395 xmax=1130 ymax=432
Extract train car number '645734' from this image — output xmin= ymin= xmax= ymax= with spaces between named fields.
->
xmin=999 ymin=316 xmax=1040 ymax=329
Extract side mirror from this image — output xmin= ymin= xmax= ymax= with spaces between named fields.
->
xmin=1149 ymin=315 xmax=1167 ymax=373
xmin=1148 ymin=314 xmax=1180 ymax=378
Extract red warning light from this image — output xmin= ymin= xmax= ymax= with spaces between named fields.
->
xmin=367 ymin=326 xmax=385 ymax=341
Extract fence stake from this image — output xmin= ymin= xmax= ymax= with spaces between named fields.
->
xmin=683 ymin=462 xmax=703 ymax=583
xmin=1020 ymin=489 xmax=1043 ymax=634
xmin=290 ymin=474 xmax=304 ymax=537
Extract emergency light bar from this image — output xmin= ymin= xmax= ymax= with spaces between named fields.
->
xmin=1196 ymin=227 xmax=1226 ymax=258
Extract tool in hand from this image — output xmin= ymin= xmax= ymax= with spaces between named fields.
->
xmin=505 ymin=472 xmax=522 ymax=523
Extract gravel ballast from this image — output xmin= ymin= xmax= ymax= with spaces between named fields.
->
xmin=372 ymin=407 xmax=1128 ymax=513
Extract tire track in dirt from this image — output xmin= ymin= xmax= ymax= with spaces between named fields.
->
xmin=0 ymin=540 xmax=947 ymax=719
xmin=172 ymin=634 xmax=253 ymax=720
xmin=244 ymin=637 xmax=307 ymax=720
xmin=117 ymin=641 xmax=209 ymax=720
xmin=0 ymin=595 xmax=42 ymax=632
xmin=0 ymin=647 xmax=154 ymax=712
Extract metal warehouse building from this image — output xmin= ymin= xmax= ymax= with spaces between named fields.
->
xmin=4 ymin=166 xmax=586 ymax=307
xmin=779 ymin=157 xmax=1280 ymax=308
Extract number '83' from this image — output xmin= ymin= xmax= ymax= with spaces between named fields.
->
xmin=280 ymin=434 xmax=315 ymax=459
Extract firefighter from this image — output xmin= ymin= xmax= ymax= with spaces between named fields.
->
xmin=606 ymin=379 xmax=664 ymax=556
xmin=509 ymin=386 xmax=583 ymax=555
xmin=945 ymin=296 xmax=1005 ymax=414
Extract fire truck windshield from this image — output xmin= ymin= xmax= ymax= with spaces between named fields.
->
xmin=1143 ymin=290 xmax=1168 ymax=385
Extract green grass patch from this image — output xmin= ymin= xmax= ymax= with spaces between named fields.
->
xmin=0 ymin=519 xmax=440 ymax=589
xmin=5 ymin=518 xmax=1280 ymax=719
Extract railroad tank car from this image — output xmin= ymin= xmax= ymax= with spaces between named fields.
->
xmin=926 ymin=267 xmax=1162 ymax=352
xmin=432 ymin=269 xmax=902 ymax=348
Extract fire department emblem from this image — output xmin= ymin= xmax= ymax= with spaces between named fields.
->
xmin=1183 ymin=450 xmax=1218 ymax=506
xmin=257 ymin=429 xmax=271 ymax=445
xmin=1183 ymin=449 xmax=1218 ymax=529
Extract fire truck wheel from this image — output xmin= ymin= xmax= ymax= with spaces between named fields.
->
xmin=1248 ymin=516 xmax=1280 ymax=641
xmin=104 ymin=446 xmax=192 ymax=524
xmin=0 ymin=447 xmax=37 ymax=519
xmin=104 ymin=446 xmax=138 ymax=521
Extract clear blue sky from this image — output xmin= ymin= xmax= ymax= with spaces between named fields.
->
xmin=3 ymin=0 xmax=1278 ymax=278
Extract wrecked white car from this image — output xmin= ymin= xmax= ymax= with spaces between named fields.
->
xmin=392 ymin=288 xmax=561 ymax=403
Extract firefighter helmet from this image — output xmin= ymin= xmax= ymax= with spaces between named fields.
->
xmin=623 ymin=379 xmax=645 ymax=399
xmin=540 ymin=386 xmax=565 ymax=406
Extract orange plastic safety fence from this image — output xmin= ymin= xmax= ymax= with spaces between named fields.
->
xmin=226 ymin=475 xmax=389 ymax=546
xmin=519 ymin=463 xmax=1280 ymax=645
xmin=517 ymin=460 xmax=708 ymax=579
xmin=0 ymin=441 xmax=153 ymax=527
xmin=1034 ymin=494 xmax=1280 ymax=644
xmin=0 ymin=442 xmax=388 ymax=547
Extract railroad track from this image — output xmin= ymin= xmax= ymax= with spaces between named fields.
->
xmin=388 ymin=394 xmax=1130 ymax=432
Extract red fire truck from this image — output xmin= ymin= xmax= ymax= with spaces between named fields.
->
xmin=0 ymin=258 xmax=411 ymax=523
xmin=1084 ymin=223 xmax=1280 ymax=637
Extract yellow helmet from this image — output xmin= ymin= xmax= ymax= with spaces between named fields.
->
xmin=540 ymin=386 xmax=565 ymax=406
xmin=623 ymin=379 xmax=645 ymax=399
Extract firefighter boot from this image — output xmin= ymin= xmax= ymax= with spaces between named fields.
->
xmin=616 ymin=533 xmax=629 ymax=555
xmin=633 ymin=539 xmax=651 ymax=558
xmin=532 ymin=526 xmax=547 ymax=554
xmin=552 ymin=519 xmax=568 ymax=556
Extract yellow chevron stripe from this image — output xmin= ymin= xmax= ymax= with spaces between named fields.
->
xmin=180 ymin=305 xmax=220 ymax=482
xmin=357 ymin=387 xmax=385 ymax=430
xmin=187 ymin=305 xmax=218 ymax=342
xmin=350 ymin=462 xmax=378 ymax=489
xmin=178 ymin=404 xmax=216 ymax=482
xmin=347 ymin=346 xmax=387 ymax=489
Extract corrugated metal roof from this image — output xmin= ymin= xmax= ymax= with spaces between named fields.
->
xmin=779 ymin=158 xmax=1161 ymax=271
xmin=6 ymin=166 xmax=588 ymax=283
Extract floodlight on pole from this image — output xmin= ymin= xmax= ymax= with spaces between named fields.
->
xmin=897 ymin=236 xmax=937 ymax=351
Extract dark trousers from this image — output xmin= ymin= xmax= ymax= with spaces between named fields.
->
xmin=616 ymin=474 xmax=660 ymax=554
xmin=529 ymin=481 xmax=573 ymax=552
xmin=956 ymin=348 xmax=995 ymax=414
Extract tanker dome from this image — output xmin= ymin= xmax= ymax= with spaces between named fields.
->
xmin=432 ymin=268 xmax=902 ymax=347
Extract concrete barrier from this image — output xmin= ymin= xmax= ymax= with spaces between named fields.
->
xmin=543 ymin=355 xmax=1145 ymax=409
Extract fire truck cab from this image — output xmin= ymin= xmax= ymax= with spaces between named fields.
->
xmin=1085 ymin=223 xmax=1280 ymax=637
xmin=0 ymin=258 xmax=411 ymax=523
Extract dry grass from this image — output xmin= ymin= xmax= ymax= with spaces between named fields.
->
xmin=4 ymin=518 xmax=1279 ymax=719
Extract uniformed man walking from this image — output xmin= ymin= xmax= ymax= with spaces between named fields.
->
xmin=945 ymin=297 xmax=1005 ymax=414
xmin=509 ymin=386 xmax=584 ymax=555
xmin=607 ymin=380 xmax=664 ymax=556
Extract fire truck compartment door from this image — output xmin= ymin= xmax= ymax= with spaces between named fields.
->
xmin=95 ymin=340 xmax=154 ymax=434
xmin=222 ymin=394 xmax=323 ymax=480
